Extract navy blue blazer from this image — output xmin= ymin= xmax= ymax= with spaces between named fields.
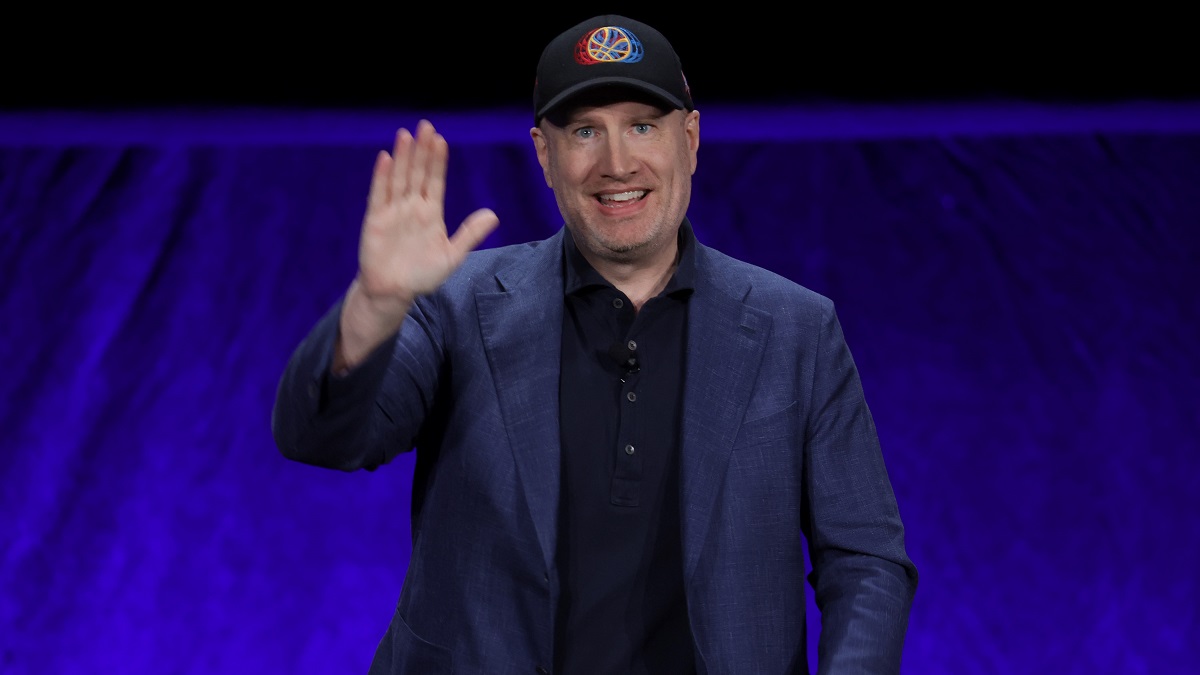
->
xmin=272 ymin=223 xmax=918 ymax=674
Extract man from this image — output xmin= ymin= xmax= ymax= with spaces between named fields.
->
xmin=272 ymin=14 xmax=917 ymax=675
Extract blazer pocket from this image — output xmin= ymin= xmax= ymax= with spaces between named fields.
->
xmin=372 ymin=609 xmax=453 ymax=674
xmin=733 ymin=400 xmax=798 ymax=448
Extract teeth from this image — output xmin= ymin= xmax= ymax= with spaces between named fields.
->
xmin=600 ymin=191 xmax=645 ymax=203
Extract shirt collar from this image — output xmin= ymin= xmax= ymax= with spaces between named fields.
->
xmin=562 ymin=219 xmax=698 ymax=297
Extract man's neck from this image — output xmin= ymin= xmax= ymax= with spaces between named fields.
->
xmin=586 ymin=241 xmax=680 ymax=312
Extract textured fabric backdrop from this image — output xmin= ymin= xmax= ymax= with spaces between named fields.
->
xmin=2 ymin=103 xmax=1197 ymax=674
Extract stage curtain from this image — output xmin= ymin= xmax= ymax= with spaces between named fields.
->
xmin=2 ymin=104 xmax=1197 ymax=674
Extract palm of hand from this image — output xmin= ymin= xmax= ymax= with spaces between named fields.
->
xmin=356 ymin=120 xmax=498 ymax=303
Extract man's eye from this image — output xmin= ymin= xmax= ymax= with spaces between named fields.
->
xmin=633 ymin=124 xmax=651 ymax=134
xmin=575 ymin=128 xmax=595 ymax=139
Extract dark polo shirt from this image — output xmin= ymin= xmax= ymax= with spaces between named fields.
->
xmin=554 ymin=221 xmax=698 ymax=675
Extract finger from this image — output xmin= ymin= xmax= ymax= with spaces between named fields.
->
xmin=447 ymin=208 xmax=500 ymax=262
xmin=367 ymin=150 xmax=393 ymax=210
xmin=408 ymin=120 xmax=435 ymax=198
xmin=423 ymin=130 xmax=449 ymax=205
xmin=390 ymin=127 xmax=414 ymax=197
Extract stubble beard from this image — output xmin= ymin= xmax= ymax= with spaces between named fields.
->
xmin=575 ymin=216 xmax=665 ymax=265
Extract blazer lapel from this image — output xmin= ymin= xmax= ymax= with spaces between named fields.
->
xmin=680 ymin=247 xmax=772 ymax=580
xmin=476 ymin=232 xmax=565 ymax=570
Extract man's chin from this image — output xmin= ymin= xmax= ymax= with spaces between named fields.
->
xmin=593 ymin=234 xmax=650 ymax=257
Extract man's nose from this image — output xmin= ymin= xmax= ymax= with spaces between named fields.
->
xmin=599 ymin=136 xmax=636 ymax=178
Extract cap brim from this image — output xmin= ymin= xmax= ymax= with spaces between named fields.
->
xmin=536 ymin=77 xmax=688 ymax=122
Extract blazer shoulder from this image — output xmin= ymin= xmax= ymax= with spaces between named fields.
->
xmin=459 ymin=239 xmax=545 ymax=275
xmin=440 ymin=232 xmax=560 ymax=296
xmin=698 ymin=243 xmax=834 ymax=315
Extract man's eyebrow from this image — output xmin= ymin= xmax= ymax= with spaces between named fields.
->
xmin=566 ymin=109 xmax=671 ymax=126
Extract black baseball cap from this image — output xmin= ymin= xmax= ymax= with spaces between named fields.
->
xmin=533 ymin=15 xmax=693 ymax=124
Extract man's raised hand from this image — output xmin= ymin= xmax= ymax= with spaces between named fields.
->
xmin=358 ymin=119 xmax=499 ymax=305
xmin=336 ymin=121 xmax=499 ymax=370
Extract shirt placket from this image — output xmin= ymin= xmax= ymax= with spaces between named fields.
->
xmin=611 ymin=334 xmax=642 ymax=507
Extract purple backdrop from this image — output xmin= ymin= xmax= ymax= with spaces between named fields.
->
xmin=2 ymin=103 xmax=1198 ymax=674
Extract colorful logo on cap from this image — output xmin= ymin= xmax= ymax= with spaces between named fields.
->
xmin=575 ymin=25 xmax=644 ymax=65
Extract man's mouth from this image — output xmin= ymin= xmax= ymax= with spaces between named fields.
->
xmin=597 ymin=190 xmax=647 ymax=206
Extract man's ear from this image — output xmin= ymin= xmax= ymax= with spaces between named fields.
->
xmin=529 ymin=126 xmax=553 ymax=188
xmin=685 ymin=110 xmax=701 ymax=175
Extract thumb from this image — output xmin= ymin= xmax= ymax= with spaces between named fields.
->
xmin=448 ymin=208 xmax=500 ymax=260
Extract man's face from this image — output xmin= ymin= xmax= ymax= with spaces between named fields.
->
xmin=530 ymin=95 xmax=700 ymax=268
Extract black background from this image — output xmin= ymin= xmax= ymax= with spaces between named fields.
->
xmin=4 ymin=6 xmax=1193 ymax=110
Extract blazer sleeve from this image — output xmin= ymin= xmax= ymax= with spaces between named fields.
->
xmin=270 ymin=294 xmax=446 ymax=472
xmin=801 ymin=300 xmax=919 ymax=675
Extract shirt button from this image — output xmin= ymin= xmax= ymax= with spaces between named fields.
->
xmin=627 ymin=340 xmax=637 ymax=351
xmin=626 ymin=392 xmax=637 ymax=402
xmin=625 ymin=444 xmax=635 ymax=455
xmin=612 ymin=298 xmax=624 ymax=309
xmin=536 ymin=667 xmax=549 ymax=675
